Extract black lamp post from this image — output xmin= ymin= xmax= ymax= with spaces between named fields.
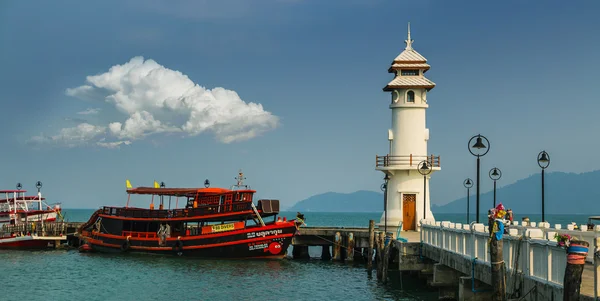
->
xmin=16 ymin=183 xmax=22 ymax=191
xmin=537 ymin=151 xmax=550 ymax=222
xmin=381 ymin=174 xmax=390 ymax=234
xmin=489 ymin=167 xmax=502 ymax=207
xmin=204 ymin=179 xmax=210 ymax=188
xmin=159 ymin=182 xmax=165 ymax=209
xmin=417 ymin=160 xmax=433 ymax=220
xmin=468 ymin=134 xmax=490 ymax=223
xmin=463 ymin=178 xmax=473 ymax=223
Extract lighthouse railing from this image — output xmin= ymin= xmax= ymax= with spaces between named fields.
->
xmin=376 ymin=154 xmax=440 ymax=168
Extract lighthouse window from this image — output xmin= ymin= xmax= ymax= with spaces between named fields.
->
xmin=401 ymin=70 xmax=419 ymax=76
xmin=407 ymin=91 xmax=415 ymax=103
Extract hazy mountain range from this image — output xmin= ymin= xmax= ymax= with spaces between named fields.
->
xmin=287 ymin=171 xmax=600 ymax=214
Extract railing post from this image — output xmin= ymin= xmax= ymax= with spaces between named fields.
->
xmin=594 ymin=236 xmax=599 ymax=300
xmin=409 ymin=154 xmax=412 ymax=166
xmin=547 ymin=243 xmax=552 ymax=282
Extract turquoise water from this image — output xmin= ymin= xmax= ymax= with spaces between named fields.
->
xmin=1 ymin=209 xmax=590 ymax=301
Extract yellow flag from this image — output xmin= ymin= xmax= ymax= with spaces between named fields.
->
xmin=126 ymin=179 xmax=132 ymax=189
xmin=154 ymin=181 xmax=160 ymax=188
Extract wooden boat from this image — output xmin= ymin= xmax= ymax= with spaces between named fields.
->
xmin=78 ymin=171 xmax=301 ymax=258
xmin=0 ymin=182 xmax=67 ymax=249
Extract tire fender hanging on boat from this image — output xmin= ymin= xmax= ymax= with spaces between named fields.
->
xmin=121 ymin=236 xmax=131 ymax=251
xmin=173 ymin=236 xmax=183 ymax=255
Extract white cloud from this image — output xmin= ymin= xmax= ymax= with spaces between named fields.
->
xmin=96 ymin=140 xmax=132 ymax=149
xmin=31 ymin=123 xmax=106 ymax=148
xmin=34 ymin=56 xmax=279 ymax=148
xmin=77 ymin=108 xmax=101 ymax=115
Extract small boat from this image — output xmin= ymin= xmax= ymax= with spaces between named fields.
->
xmin=78 ymin=171 xmax=301 ymax=258
xmin=0 ymin=182 xmax=67 ymax=249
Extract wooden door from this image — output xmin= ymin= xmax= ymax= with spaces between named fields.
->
xmin=402 ymin=194 xmax=416 ymax=231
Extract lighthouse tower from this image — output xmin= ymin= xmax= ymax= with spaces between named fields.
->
xmin=375 ymin=24 xmax=440 ymax=233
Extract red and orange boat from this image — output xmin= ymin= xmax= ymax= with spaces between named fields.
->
xmin=78 ymin=171 xmax=301 ymax=258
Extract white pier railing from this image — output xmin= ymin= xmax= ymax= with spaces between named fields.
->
xmin=421 ymin=220 xmax=572 ymax=285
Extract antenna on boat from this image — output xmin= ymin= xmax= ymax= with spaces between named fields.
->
xmin=232 ymin=169 xmax=248 ymax=190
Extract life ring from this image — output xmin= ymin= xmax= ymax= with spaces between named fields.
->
xmin=173 ymin=239 xmax=183 ymax=254
xmin=121 ymin=237 xmax=131 ymax=251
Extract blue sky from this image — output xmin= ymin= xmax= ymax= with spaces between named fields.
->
xmin=1 ymin=1 xmax=599 ymax=209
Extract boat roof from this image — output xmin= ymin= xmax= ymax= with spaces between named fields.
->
xmin=126 ymin=187 xmax=256 ymax=196
xmin=0 ymin=190 xmax=27 ymax=193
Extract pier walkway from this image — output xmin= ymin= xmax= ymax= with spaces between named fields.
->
xmin=414 ymin=220 xmax=599 ymax=300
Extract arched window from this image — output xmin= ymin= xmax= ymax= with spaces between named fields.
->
xmin=407 ymin=91 xmax=415 ymax=103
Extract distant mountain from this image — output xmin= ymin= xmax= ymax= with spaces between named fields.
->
xmin=288 ymin=190 xmax=384 ymax=212
xmin=432 ymin=170 xmax=600 ymax=214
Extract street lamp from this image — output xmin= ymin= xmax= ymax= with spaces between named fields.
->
xmin=381 ymin=174 xmax=390 ymax=234
xmin=489 ymin=167 xmax=502 ymax=207
xmin=204 ymin=179 xmax=210 ymax=188
xmin=417 ymin=160 xmax=433 ymax=220
xmin=468 ymin=134 xmax=490 ymax=223
xmin=464 ymin=178 xmax=473 ymax=223
xmin=159 ymin=182 xmax=165 ymax=210
xmin=537 ymin=151 xmax=550 ymax=222
xmin=16 ymin=183 xmax=22 ymax=191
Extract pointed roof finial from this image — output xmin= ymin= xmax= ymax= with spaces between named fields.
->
xmin=405 ymin=22 xmax=413 ymax=50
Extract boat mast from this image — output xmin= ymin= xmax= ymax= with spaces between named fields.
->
xmin=232 ymin=170 xmax=265 ymax=226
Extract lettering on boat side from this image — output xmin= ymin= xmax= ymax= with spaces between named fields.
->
xmin=201 ymin=221 xmax=244 ymax=234
xmin=247 ymin=229 xmax=282 ymax=239
xmin=211 ymin=223 xmax=235 ymax=233
xmin=248 ymin=240 xmax=271 ymax=251
xmin=247 ymin=239 xmax=283 ymax=254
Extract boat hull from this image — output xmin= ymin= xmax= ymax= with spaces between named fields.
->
xmin=0 ymin=235 xmax=65 ymax=249
xmin=80 ymin=222 xmax=297 ymax=259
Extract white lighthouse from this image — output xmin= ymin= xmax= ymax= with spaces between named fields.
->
xmin=375 ymin=24 xmax=440 ymax=233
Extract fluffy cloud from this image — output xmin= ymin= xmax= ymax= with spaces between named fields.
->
xmin=31 ymin=123 xmax=106 ymax=148
xmin=34 ymin=56 xmax=279 ymax=148
xmin=77 ymin=108 xmax=101 ymax=115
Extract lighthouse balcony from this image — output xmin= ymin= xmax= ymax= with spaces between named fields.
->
xmin=375 ymin=154 xmax=441 ymax=170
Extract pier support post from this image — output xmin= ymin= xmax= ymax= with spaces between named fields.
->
xmin=376 ymin=232 xmax=384 ymax=280
xmin=368 ymin=220 xmax=375 ymax=271
xmin=332 ymin=232 xmax=342 ymax=261
xmin=292 ymin=245 xmax=310 ymax=260
xmin=321 ymin=245 xmax=331 ymax=261
xmin=346 ymin=233 xmax=355 ymax=262
xmin=490 ymin=220 xmax=505 ymax=301
xmin=382 ymin=233 xmax=391 ymax=283
xmin=564 ymin=240 xmax=589 ymax=301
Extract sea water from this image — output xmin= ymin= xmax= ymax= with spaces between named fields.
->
xmin=0 ymin=210 xmax=591 ymax=301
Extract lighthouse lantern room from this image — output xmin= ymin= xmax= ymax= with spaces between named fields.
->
xmin=375 ymin=23 xmax=441 ymax=234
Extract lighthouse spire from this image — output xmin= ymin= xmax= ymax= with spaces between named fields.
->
xmin=405 ymin=22 xmax=413 ymax=50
